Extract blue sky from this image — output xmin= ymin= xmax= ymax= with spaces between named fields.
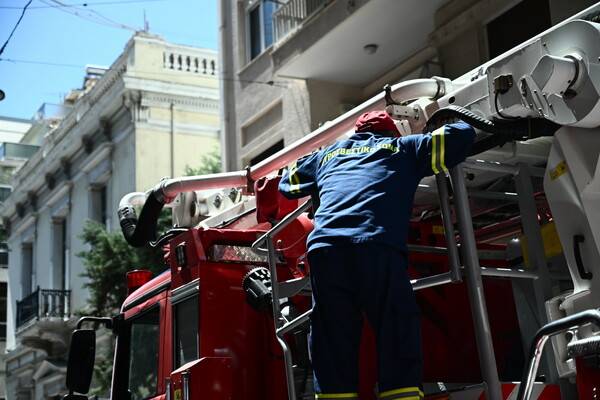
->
xmin=0 ymin=0 xmax=219 ymax=120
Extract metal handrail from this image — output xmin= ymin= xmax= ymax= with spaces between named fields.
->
xmin=250 ymin=161 xmax=529 ymax=400
xmin=450 ymin=164 xmax=502 ymax=400
xmin=435 ymin=173 xmax=462 ymax=283
xmin=252 ymin=199 xmax=313 ymax=400
xmin=516 ymin=309 xmax=600 ymax=400
xmin=251 ymin=199 xmax=313 ymax=256
xmin=250 ymin=165 xmax=507 ymax=400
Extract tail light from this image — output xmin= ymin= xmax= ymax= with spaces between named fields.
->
xmin=126 ymin=270 xmax=152 ymax=296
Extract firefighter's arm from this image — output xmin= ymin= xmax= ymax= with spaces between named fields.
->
xmin=437 ymin=121 xmax=476 ymax=169
xmin=413 ymin=121 xmax=476 ymax=176
xmin=278 ymin=155 xmax=318 ymax=199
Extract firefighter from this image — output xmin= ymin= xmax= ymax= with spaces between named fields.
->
xmin=278 ymin=110 xmax=475 ymax=399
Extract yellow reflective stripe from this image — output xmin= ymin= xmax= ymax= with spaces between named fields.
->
xmin=316 ymin=394 xmax=359 ymax=399
xmin=431 ymin=128 xmax=439 ymax=174
xmin=379 ymin=386 xmax=424 ymax=400
xmin=289 ymin=162 xmax=301 ymax=194
xmin=439 ymin=128 xmax=446 ymax=171
xmin=431 ymin=127 xmax=447 ymax=174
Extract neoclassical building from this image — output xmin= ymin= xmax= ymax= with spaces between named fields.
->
xmin=0 ymin=32 xmax=219 ymax=399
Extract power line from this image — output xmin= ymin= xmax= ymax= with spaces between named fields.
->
xmin=1 ymin=0 xmax=217 ymax=53
xmin=40 ymin=0 xmax=137 ymax=31
xmin=0 ymin=0 xmax=167 ymax=9
xmin=0 ymin=0 xmax=33 ymax=58
xmin=0 ymin=57 xmax=84 ymax=69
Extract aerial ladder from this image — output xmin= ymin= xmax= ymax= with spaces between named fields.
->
xmin=64 ymin=4 xmax=600 ymax=400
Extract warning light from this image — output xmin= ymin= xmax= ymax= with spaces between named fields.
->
xmin=126 ymin=270 xmax=152 ymax=296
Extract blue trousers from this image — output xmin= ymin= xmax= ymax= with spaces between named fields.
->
xmin=307 ymin=243 xmax=423 ymax=396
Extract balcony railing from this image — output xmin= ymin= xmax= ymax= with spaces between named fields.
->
xmin=33 ymin=102 xmax=73 ymax=121
xmin=163 ymin=50 xmax=217 ymax=76
xmin=0 ymin=143 xmax=39 ymax=160
xmin=16 ymin=288 xmax=71 ymax=330
xmin=273 ymin=0 xmax=328 ymax=42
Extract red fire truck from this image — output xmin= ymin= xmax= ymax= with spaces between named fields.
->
xmin=64 ymin=4 xmax=600 ymax=400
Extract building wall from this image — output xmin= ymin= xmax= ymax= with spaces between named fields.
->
xmin=0 ymin=118 xmax=40 ymax=398
xmin=0 ymin=118 xmax=30 ymax=144
xmin=221 ymin=0 xmax=598 ymax=174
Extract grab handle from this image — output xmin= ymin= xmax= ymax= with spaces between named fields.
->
xmin=573 ymin=234 xmax=593 ymax=280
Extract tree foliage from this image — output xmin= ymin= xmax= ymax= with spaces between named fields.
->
xmin=76 ymin=210 xmax=171 ymax=316
xmin=76 ymin=151 xmax=221 ymax=395
xmin=77 ymin=211 xmax=171 ymax=397
xmin=184 ymin=148 xmax=221 ymax=175
xmin=0 ymin=167 xmax=15 ymax=185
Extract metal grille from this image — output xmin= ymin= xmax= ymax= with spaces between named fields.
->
xmin=209 ymin=245 xmax=268 ymax=264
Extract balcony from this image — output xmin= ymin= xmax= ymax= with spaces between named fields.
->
xmin=16 ymin=288 xmax=71 ymax=331
xmin=0 ymin=143 xmax=40 ymax=168
xmin=0 ymin=142 xmax=39 ymax=160
xmin=271 ymin=0 xmax=446 ymax=86
xmin=33 ymin=103 xmax=73 ymax=121
xmin=163 ymin=49 xmax=218 ymax=76
xmin=273 ymin=0 xmax=328 ymax=42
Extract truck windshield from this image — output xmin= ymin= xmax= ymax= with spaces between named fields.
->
xmin=127 ymin=306 xmax=160 ymax=399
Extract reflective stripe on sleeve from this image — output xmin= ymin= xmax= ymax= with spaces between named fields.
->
xmin=431 ymin=127 xmax=447 ymax=174
xmin=315 ymin=393 xmax=359 ymax=399
xmin=379 ymin=386 xmax=424 ymax=400
xmin=289 ymin=162 xmax=301 ymax=194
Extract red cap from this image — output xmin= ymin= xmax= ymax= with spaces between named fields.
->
xmin=354 ymin=111 xmax=400 ymax=135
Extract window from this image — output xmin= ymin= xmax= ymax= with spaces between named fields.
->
xmin=247 ymin=0 xmax=279 ymax=60
xmin=486 ymin=0 xmax=550 ymax=58
xmin=21 ymin=244 xmax=34 ymax=297
xmin=127 ymin=307 xmax=160 ymax=400
xmin=0 ymin=185 xmax=11 ymax=202
xmin=0 ymin=282 xmax=6 ymax=339
xmin=250 ymin=140 xmax=284 ymax=166
xmin=173 ymin=294 xmax=199 ymax=368
xmin=51 ymin=219 xmax=67 ymax=290
xmin=89 ymin=184 xmax=109 ymax=229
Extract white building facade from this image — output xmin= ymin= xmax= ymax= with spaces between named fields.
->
xmin=0 ymin=32 xmax=220 ymax=400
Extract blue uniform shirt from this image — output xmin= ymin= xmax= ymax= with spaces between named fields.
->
xmin=278 ymin=122 xmax=476 ymax=253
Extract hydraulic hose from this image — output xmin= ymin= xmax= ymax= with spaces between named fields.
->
xmin=424 ymin=105 xmax=561 ymax=156
xmin=580 ymin=10 xmax=600 ymax=23
xmin=118 ymin=191 xmax=165 ymax=248
xmin=117 ymin=171 xmax=248 ymax=248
